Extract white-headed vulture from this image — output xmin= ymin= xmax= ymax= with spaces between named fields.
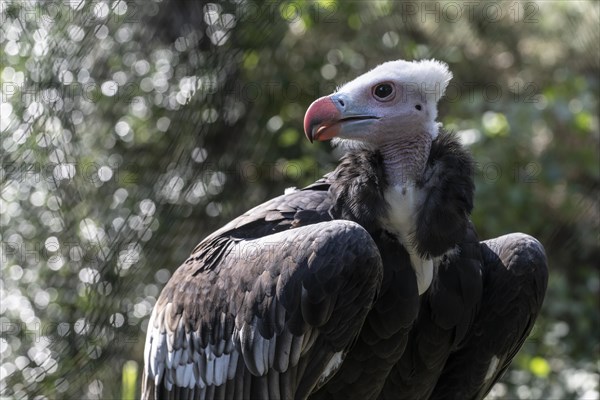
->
xmin=142 ymin=59 xmax=548 ymax=400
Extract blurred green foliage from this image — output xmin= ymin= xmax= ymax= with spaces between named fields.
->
xmin=0 ymin=0 xmax=598 ymax=398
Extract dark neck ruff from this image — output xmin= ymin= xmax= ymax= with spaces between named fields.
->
xmin=327 ymin=130 xmax=475 ymax=256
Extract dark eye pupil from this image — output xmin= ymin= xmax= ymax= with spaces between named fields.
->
xmin=375 ymin=84 xmax=393 ymax=99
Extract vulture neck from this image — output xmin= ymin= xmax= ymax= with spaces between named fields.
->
xmin=378 ymin=129 xmax=434 ymax=295
xmin=379 ymin=130 xmax=432 ymax=186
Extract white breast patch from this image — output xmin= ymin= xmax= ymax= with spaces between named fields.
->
xmin=382 ymin=184 xmax=433 ymax=295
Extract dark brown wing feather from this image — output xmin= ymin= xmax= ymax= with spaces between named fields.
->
xmin=142 ymin=206 xmax=383 ymax=400
xmin=429 ymin=233 xmax=548 ymax=400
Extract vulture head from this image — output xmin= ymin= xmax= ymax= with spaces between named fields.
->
xmin=304 ymin=59 xmax=452 ymax=181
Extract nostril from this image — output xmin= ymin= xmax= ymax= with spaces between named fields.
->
xmin=330 ymin=94 xmax=346 ymax=110
xmin=415 ymin=104 xmax=422 ymax=110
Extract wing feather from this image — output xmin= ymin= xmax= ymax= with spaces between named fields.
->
xmin=428 ymin=233 xmax=548 ymax=400
xmin=142 ymin=218 xmax=383 ymax=399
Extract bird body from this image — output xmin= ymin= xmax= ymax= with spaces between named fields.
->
xmin=142 ymin=59 xmax=548 ymax=400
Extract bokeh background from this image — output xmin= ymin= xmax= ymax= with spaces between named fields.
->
xmin=1 ymin=0 xmax=598 ymax=398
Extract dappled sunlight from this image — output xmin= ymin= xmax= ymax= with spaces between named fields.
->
xmin=0 ymin=0 xmax=598 ymax=398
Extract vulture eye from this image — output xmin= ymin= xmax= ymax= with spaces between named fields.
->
xmin=373 ymin=83 xmax=395 ymax=101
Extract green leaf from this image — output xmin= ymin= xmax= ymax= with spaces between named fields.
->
xmin=529 ymin=356 xmax=551 ymax=378
xmin=278 ymin=128 xmax=300 ymax=147
xmin=121 ymin=360 xmax=139 ymax=399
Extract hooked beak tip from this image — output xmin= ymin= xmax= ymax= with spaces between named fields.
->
xmin=303 ymin=96 xmax=341 ymax=143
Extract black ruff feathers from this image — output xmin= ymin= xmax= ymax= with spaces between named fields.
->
xmin=415 ymin=131 xmax=475 ymax=257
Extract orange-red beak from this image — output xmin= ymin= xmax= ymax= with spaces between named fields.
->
xmin=303 ymin=96 xmax=342 ymax=143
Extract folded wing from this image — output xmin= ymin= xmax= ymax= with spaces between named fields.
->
xmin=142 ymin=217 xmax=384 ymax=400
